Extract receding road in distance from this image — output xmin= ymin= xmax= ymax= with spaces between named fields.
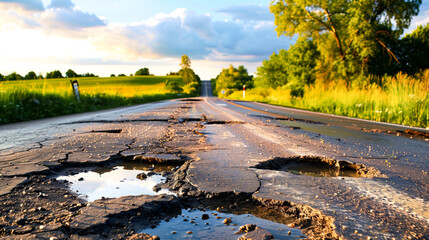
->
xmin=0 ymin=81 xmax=428 ymax=239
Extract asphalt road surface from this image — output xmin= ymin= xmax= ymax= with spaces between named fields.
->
xmin=0 ymin=81 xmax=428 ymax=239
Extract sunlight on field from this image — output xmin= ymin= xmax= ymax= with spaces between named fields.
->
xmin=226 ymin=72 xmax=429 ymax=128
xmin=0 ymin=76 xmax=184 ymax=123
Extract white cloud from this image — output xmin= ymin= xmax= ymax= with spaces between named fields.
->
xmin=91 ymin=7 xmax=290 ymax=62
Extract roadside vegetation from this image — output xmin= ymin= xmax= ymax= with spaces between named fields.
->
xmin=212 ymin=1 xmax=428 ymax=128
xmin=0 ymin=55 xmax=201 ymax=124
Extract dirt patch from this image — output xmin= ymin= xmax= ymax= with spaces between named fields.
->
xmin=252 ymin=156 xmax=383 ymax=178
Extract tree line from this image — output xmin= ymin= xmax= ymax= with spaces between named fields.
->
xmin=0 ymin=69 xmax=99 ymax=81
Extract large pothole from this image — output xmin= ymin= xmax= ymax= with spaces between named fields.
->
xmin=56 ymin=161 xmax=182 ymax=202
xmin=141 ymin=205 xmax=305 ymax=240
xmin=253 ymin=156 xmax=382 ymax=178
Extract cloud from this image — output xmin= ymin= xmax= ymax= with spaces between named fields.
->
xmin=41 ymin=8 xmax=106 ymax=29
xmin=48 ymin=0 xmax=74 ymax=10
xmin=217 ymin=4 xmax=274 ymax=21
xmin=0 ymin=0 xmax=44 ymax=11
xmin=92 ymin=7 xmax=289 ymax=62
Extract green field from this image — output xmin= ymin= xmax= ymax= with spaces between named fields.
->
xmin=0 ymin=76 xmax=190 ymax=124
xmin=225 ymin=72 xmax=429 ymax=128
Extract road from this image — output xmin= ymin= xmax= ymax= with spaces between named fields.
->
xmin=0 ymin=81 xmax=428 ymax=239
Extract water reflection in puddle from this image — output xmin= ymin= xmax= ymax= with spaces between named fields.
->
xmin=142 ymin=208 xmax=304 ymax=240
xmin=57 ymin=162 xmax=179 ymax=202
xmin=283 ymin=163 xmax=361 ymax=178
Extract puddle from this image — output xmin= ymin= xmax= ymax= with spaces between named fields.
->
xmin=142 ymin=207 xmax=304 ymax=240
xmin=57 ymin=162 xmax=180 ymax=202
xmin=253 ymin=156 xmax=380 ymax=178
xmin=278 ymin=120 xmax=385 ymax=142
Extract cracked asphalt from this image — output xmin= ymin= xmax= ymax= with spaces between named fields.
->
xmin=0 ymin=81 xmax=428 ymax=239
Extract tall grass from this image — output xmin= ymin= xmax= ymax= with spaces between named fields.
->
xmin=226 ymin=71 xmax=429 ymax=128
xmin=0 ymin=76 xmax=189 ymax=124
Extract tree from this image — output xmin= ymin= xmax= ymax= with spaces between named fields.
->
xmin=110 ymin=74 xmax=116 ymax=77
xmin=66 ymin=69 xmax=78 ymax=78
xmin=256 ymin=37 xmax=319 ymax=96
xmin=46 ymin=70 xmax=63 ymax=79
xmin=270 ymin=0 xmax=421 ymax=81
xmin=399 ymin=24 xmax=429 ymax=74
xmin=180 ymin=55 xmax=191 ymax=69
xmin=212 ymin=65 xmax=253 ymax=96
xmin=24 ymin=71 xmax=37 ymax=79
xmin=179 ymin=55 xmax=201 ymax=85
xmin=135 ymin=68 xmax=150 ymax=76
xmin=5 ymin=72 xmax=23 ymax=81
xmin=165 ymin=79 xmax=183 ymax=93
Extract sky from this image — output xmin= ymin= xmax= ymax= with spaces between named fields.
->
xmin=0 ymin=0 xmax=428 ymax=80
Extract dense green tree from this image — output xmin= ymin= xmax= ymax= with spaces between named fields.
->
xmin=212 ymin=65 xmax=253 ymax=95
xmin=5 ymin=72 xmax=23 ymax=81
xmin=118 ymin=74 xmax=126 ymax=77
xmin=0 ymin=73 xmax=4 ymax=81
xmin=255 ymin=38 xmax=319 ymax=96
xmin=135 ymin=68 xmax=150 ymax=76
xmin=46 ymin=70 xmax=63 ymax=79
xmin=110 ymin=74 xmax=116 ymax=77
xmin=270 ymin=0 xmax=421 ymax=81
xmin=400 ymin=24 xmax=429 ymax=74
xmin=179 ymin=55 xmax=201 ymax=85
xmin=24 ymin=71 xmax=37 ymax=79
xmin=165 ymin=79 xmax=183 ymax=93
xmin=66 ymin=69 xmax=78 ymax=78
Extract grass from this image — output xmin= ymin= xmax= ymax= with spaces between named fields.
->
xmin=225 ymin=71 xmax=429 ymax=128
xmin=0 ymin=76 xmax=190 ymax=124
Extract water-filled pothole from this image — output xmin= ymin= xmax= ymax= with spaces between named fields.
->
xmin=57 ymin=162 xmax=181 ymax=202
xmin=142 ymin=206 xmax=304 ymax=240
xmin=253 ymin=156 xmax=380 ymax=178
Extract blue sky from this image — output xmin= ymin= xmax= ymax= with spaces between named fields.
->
xmin=0 ymin=0 xmax=428 ymax=79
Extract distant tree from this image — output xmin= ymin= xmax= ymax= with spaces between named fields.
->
xmin=37 ymin=74 xmax=44 ymax=79
xmin=81 ymin=73 xmax=98 ymax=77
xmin=212 ymin=65 xmax=253 ymax=95
xmin=5 ymin=72 xmax=23 ymax=81
xmin=24 ymin=71 xmax=37 ymax=79
xmin=118 ymin=74 xmax=126 ymax=77
xmin=167 ymin=71 xmax=179 ymax=76
xmin=66 ymin=69 xmax=78 ymax=78
xmin=135 ymin=68 xmax=150 ymax=76
xmin=46 ymin=70 xmax=63 ymax=79
xmin=0 ymin=73 xmax=4 ymax=81
xmin=180 ymin=55 xmax=191 ymax=69
xmin=179 ymin=55 xmax=201 ymax=85
xmin=110 ymin=74 xmax=116 ymax=77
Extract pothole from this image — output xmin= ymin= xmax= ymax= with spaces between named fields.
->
xmin=56 ymin=162 xmax=181 ymax=202
xmin=253 ymin=156 xmax=382 ymax=178
xmin=141 ymin=205 xmax=305 ymax=240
